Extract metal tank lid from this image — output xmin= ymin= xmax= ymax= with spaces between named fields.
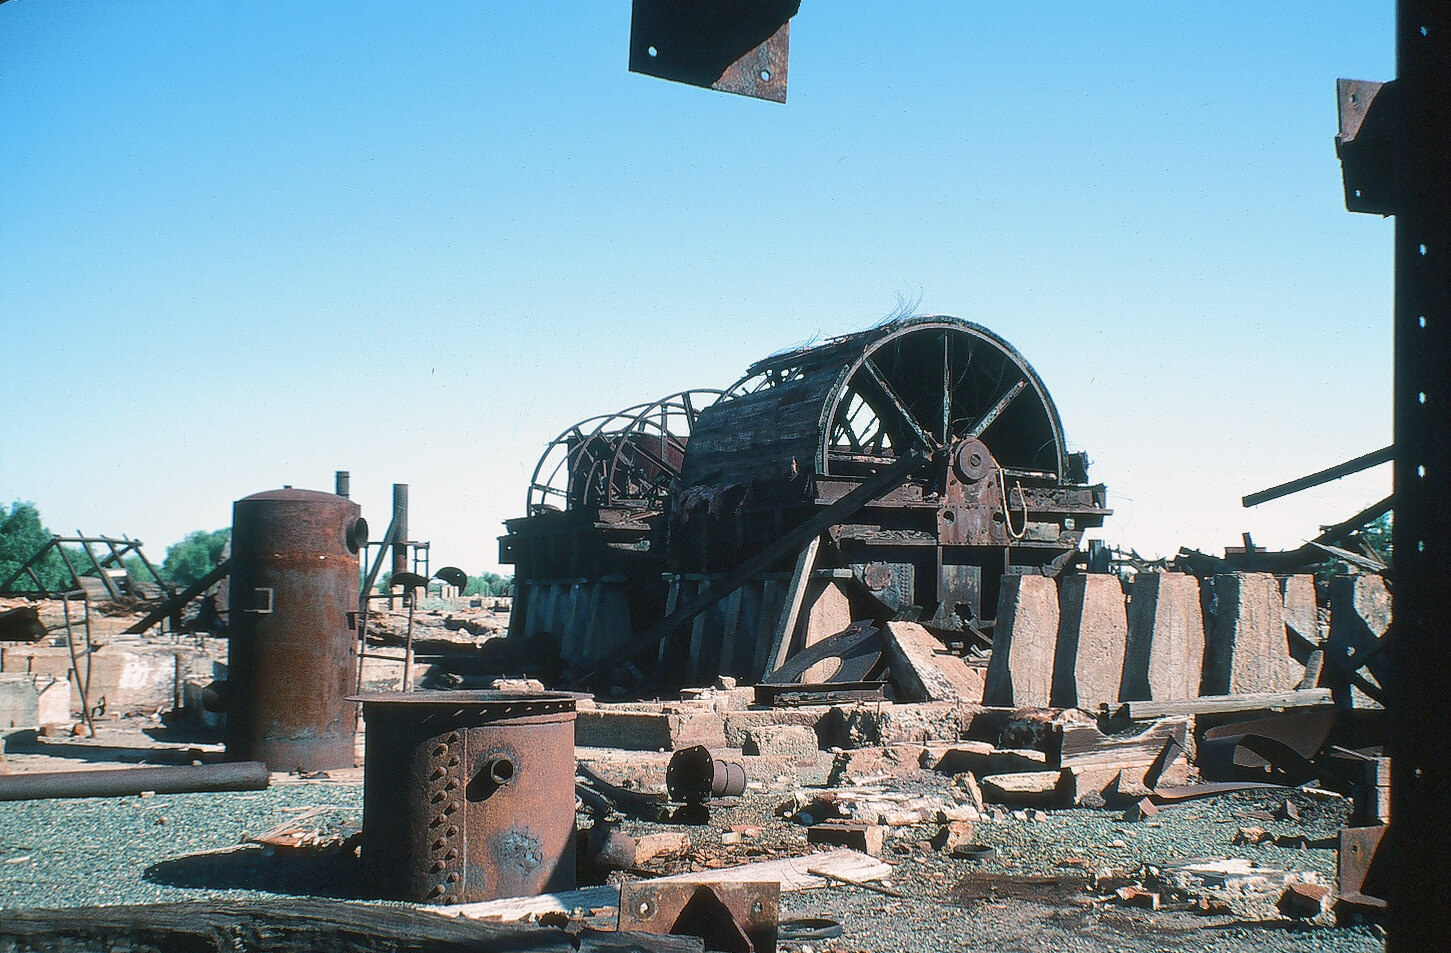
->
xmin=349 ymin=690 xmax=590 ymax=709
xmin=236 ymin=487 xmax=348 ymax=504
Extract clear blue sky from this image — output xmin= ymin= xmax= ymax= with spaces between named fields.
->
xmin=1 ymin=2 xmax=1397 ymax=573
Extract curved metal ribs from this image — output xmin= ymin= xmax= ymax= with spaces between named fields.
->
xmin=526 ymin=390 xmax=722 ymax=514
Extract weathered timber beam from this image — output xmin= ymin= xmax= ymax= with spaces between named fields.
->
xmin=121 ymin=558 xmax=232 ymax=634
xmin=1243 ymin=445 xmax=1394 ymax=508
xmin=0 ymin=899 xmax=578 ymax=953
xmin=1111 ymin=689 xmax=1332 ymax=720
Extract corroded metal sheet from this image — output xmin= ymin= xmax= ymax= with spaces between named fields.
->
xmin=629 ymin=0 xmax=798 ymax=103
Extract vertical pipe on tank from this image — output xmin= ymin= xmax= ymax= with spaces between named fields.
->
xmin=335 ymin=470 xmax=351 ymax=499
xmin=392 ymin=483 xmax=409 ymax=576
xmin=227 ymin=488 xmax=364 ymax=772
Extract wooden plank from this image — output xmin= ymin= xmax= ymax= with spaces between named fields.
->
xmin=1058 ymin=716 xmax=1190 ymax=769
xmin=436 ymin=849 xmax=891 ymax=922
xmin=122 ymin=559 xmax=234 ymax=634
xmin=882 ymin=621 xmax=983 ymax=703
xmin=763 ymin=536 xmax=821 ymax=676
xmin=716 ymin=587 xmax=744 ymax=677
xmin=0 ymin=899 xmax=574 ymax=952
xmin=687 ymin=578 xmax=710 ymax=683
xmin=1111 ymin=688 xmax=1332 ymax=720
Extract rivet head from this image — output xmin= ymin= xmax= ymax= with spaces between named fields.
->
xmin=446 ymin=825 xmax=458 ymax=837
xmin=446 ymin=872 xmax=461 ymax=883
xmin=432 ymin=860 xmax=447 ymax=871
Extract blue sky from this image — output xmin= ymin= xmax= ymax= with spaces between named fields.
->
xmin=1 ymin=2 xmax=1397 ymax=572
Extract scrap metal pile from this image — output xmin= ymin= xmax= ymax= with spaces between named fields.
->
xmin=501 ymin=315 xmax=1109 ymax=689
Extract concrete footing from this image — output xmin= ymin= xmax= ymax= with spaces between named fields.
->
xmin=1122 ymin=573 xmax=1205 ymax=701
xmin=1203 ymin=573 xmax=1296 ymax=695
xmin=1052 ymin=574 xmax=1127 ymax=708
xmin=984 ymin=575 xmax=1059 ymax=707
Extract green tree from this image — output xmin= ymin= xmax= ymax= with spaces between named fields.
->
xmin=1360 ymin=511 xmax=1393 ymax=566
xmin=161 ymin=528 xmax=230 ymax=587
xmin=465 ymin=572 xmax=512 ymax=597
xmin=0 ymin=501 xmax=68 ymax=592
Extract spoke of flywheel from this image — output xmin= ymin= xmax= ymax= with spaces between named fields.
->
xmin=941 ymin=331 xmax=951 ymax=444
xmin=860 ymin=357 xmax=937 ymax=453
xmin=966 ymin=378 xmax=1028 ymax=439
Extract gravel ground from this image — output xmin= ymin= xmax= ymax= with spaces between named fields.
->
xmin=0 ymin=769 xmax=1386 ymax=953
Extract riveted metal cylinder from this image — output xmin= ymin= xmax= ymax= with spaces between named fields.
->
xmin=355 ymin=690 xmax=583 ymax=904
xmin=226 ymin=488 xmax=365 ymax=772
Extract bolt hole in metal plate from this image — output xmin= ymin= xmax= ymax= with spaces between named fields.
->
xmin=627 ymin=0 xmax=798 ymax=103
xmin=618 ymin=881 xmax=779 ymax=953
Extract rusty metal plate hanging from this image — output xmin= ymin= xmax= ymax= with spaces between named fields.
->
xmin=629 ymin=0 xmax=799 ymax=102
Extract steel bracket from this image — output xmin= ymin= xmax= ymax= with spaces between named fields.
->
xmin=629 ymin=0 xmax=799 ymax=103
xmin=619 ymin=880 xmax=779 ymax=953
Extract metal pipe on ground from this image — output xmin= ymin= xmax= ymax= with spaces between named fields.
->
xmin=0 ymin=762 xmax=270 ymax=801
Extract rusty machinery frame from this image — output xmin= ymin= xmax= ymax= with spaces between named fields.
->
xmin=1343 ymin=4 xmax=1451 ymax=949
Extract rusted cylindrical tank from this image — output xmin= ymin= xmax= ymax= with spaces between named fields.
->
xmin=226 ymin=488 xmax=366 ymax=772
xmin=355 ymin=690 xmax=583 ymax=904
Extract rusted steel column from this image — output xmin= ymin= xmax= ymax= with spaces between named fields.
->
xmin=0 ymin=762 xmax=269 ymax=801
xmin=355 ymin=691 xmax=583 ymax=904
xmin=227 ymin=489 xmax=365 ymax=772
xmin=1388 ymin=4 xmax=1451 ymax=950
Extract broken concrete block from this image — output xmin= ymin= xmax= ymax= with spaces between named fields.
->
xmin=1281 ymin=574 xmax=1319 ymax=645
xmin=923 ymin=741 xmax=1048 ymax=776
xmin=978 ymin=770 xmax=1068 ymax=808
xmin=1203 ymin=573 xmax=1296 ymax=695
xmin=1149 ymin=859 xmax=1333 ymax=924
xmin=806 ymin=820 xmax=884 ymax=856
xmin=930 ymin=819 xmax=975 ymax=853
xmin=1279 ymin=882 xmax=1333 ymax=920
xmin=742 ymin=724 xmax=819 ymax=758
xmin=801 ymin=580 xmax=853 ymax=653
xmin=721 ymin=707 xmax=829 ymax=748
xmin=1122 ymin=572 xmax=1205 ymax=701
xmin=949 ymin=772 xmax=985 ymax=813
xmin=984 ymin=575 xmax=1059 ymax=707
xmin=827 ymin=745 xmax=921 ymax=785
xmin=633 ymin=832 xmax=690 ymax=863
xmin=1052 ymin=574 xmax=1127 ymax=708
xmin=836 ymin=701 xmax=971 ymax=748
xmin=1116 ymin=886 xmax=1161 ymax=910
xmin=36 ymin=676 xmax=70 ymax=726
xmin=0 ymin=674 xmax=41 ymax=729
xmin=882 ymin=621 xmax=983 ymax=703
xmin=1327 ymin=573 xmax=1391 ymax=707
xmin=575 ymin=704 xmax=726 ymax=751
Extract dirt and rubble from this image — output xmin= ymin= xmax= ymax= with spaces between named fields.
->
xmin=0 ymin=708 xmax=1384 ymax=953
xmin=0 ymin=583 xmax=1391 ymax=952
